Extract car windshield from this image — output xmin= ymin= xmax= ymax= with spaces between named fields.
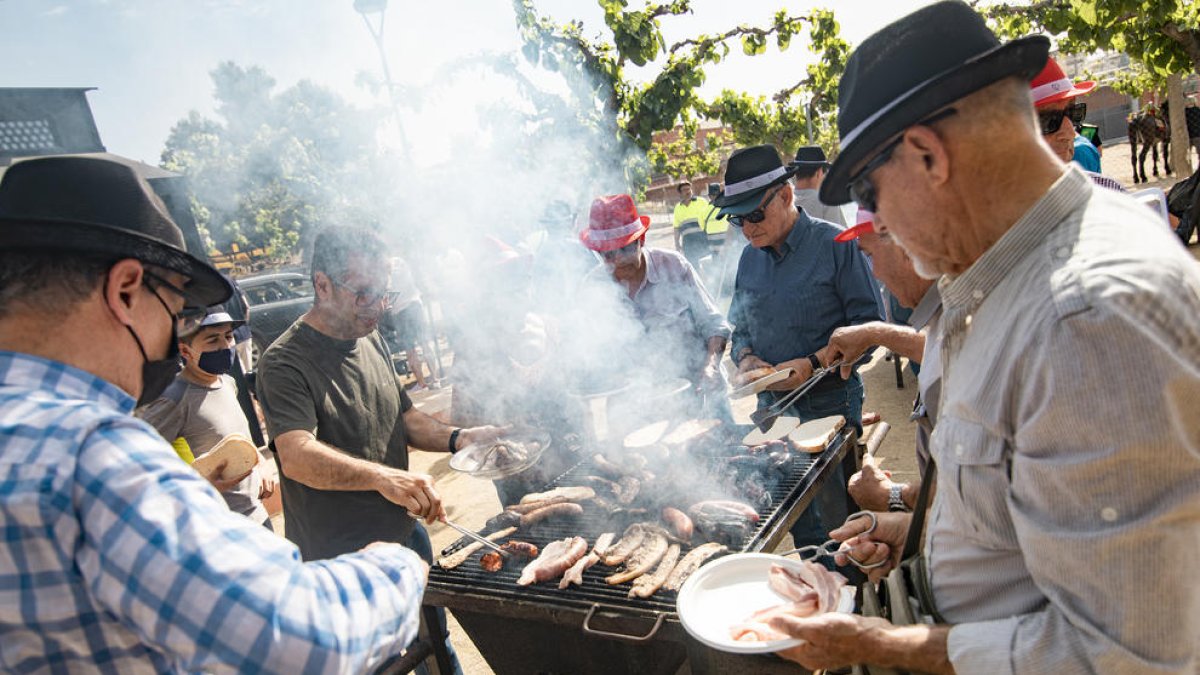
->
xmin=242 ymin=276 xmax=313 ymax=306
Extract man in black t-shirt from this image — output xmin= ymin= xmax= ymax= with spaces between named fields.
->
xmin=257 ymin=226 xmax=505 ymax=675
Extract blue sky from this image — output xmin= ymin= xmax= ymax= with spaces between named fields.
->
xmin=1 ymin=0 xmax=934 ymax=165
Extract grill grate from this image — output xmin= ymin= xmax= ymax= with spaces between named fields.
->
xmin=429 ymin=428 xmax=853 ymax=613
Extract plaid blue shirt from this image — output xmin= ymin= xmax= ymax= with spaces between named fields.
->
xmin=0 ymin=351 xmax=427 ymax=673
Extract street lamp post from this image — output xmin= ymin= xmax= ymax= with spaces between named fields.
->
xmin=353 ymin=0 xmax=413 ymax=164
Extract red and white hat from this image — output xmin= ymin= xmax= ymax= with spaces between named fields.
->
xmin=1029 ymin=57 xmax=1095 ymax=106
xmin=834 ymin=208 xmax=876 ymax=242
xmin=580 ymin=194 xmax=651 ymax=252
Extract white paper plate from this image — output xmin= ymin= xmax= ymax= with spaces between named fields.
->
xmin=676 ymin=553 xmax=855 ymax=654
xmin=729 ymin=368 xmax=794 ymax=399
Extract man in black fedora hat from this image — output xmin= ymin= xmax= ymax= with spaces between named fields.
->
xmin=0 ymin=156 xmax=432 ymax=671
xmin=765 ymin=2 xmax=1200 ymax=673
xmin=790 ymin=145 xmax=847 ymax=227
xmin=718 ymin=144 xmax=883 ymax=551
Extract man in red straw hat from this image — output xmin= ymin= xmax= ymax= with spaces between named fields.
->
xmin=580 ymin=194 xmax=732 ymax=414
xmin=1030 ymin=56 xmax=1124 ymax=191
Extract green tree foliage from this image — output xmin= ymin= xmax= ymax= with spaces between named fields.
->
xmin=512 ymin=0 xmax=849 ymax=188
xmin=161 ymin=62 xmax=389 ymax=260
xmin=981 ymin=0 xmax=1200 ymax=80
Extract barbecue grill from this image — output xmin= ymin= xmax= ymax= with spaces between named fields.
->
xmin=420 ymin=425 xmax=860 ymax=675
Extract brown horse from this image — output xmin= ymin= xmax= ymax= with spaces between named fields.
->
xmin=1129 ymin=107 xmax=1171 ymax=183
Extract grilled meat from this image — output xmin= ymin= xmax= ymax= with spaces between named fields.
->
xmin=517 ymin=537 xmax=588 ymax=586
xmin=663 ymin=542 xmax=727 ymax=591
xmin=558 ymin=533 xmax=614 ymax=589
xmin=591 ymin=454 xmax=625 ymax=480
xmin=602 ymin=523 xmax=649 ymax=566
xmin=606 ymin=527 xmax=670 ymax=585
xmin=582 ymin=475 xmax=621 ymax=496
xmin=614 ymin=476 xmax=641 ymax=505
xmin=519 ymin=486 xmax=594 ymax=504
xmin=519 ymin=502 xmax=583 ymax=528
xmin=436 ymin=527 xmax=517 ymax=569
xmin=507 ymin=496 xmax=572 ymax=514
xmin=730 ymin=562 xmax=848 ymax=642
xmin=688 ymin=500 xmax=760 ymax=523
xmin=661 ymin=507 xmax=693 ymax=541
xmin=480 ymin=540 xmax=540 ymax=573
xmin=628 ymin=543 xmax=680 ymax=598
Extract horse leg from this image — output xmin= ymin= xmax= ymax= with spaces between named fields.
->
xmin=1164 ymin=137 xmax=1171 ymax=175
xmin=1139 ymin=142 xmax=1151 ymax=183
xmin=1150 ymin=142 xmax=1159 ymax=178
xmin=1130 ymin=134 xmax=1141 ymax=183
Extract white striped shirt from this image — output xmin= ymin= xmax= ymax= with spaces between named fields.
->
xmin=927 ymin=168 xmax=1200 ymax=673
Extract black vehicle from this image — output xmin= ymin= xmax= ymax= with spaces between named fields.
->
xmin=238 ymin=271 xmax=314 ymax=361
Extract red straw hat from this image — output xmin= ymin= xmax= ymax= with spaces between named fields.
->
xmin=834 ymin=208 xmax=876 ymax=242
xmin=580 ymin=194 xmax=651 ymax=252
xmin=1029 ymin=57 xmax=1095 ymax=106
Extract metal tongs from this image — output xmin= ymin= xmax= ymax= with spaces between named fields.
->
xmin=779 ymin=511 xmax=888 ymax=570
xmin=749 ymin=360 xmax=844 ymax=432
xmin=441 ymin=518 xmax=509 ymax=557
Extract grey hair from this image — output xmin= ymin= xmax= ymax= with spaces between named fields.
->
xmin=309 ymin=225 xmax=388 ymax=285
xmin=0 ymin=251 xmax=113 ymax=319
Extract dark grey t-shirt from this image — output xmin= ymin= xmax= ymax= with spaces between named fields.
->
xmin=256 ymin=320 xmax=414 ymax=561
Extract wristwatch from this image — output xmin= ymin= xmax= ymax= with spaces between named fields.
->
xmin=448 ymin=428 xmax=463 ymax=453
xmin=806 ymin=354 xmax=821 ymax=371
xmin=888 ymin=484 xmax=909 ymax=512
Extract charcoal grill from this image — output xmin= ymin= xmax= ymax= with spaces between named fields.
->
xmin=421 ymin=426 xmax=860 ymax=675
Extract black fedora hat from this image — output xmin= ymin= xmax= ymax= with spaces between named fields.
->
xmin=713 ymin=145 xmax=798 ymax=216
xmin=820 ymin=0 xmax=1049 ymax=205
xmin=0 ymin=156 xmax=232 ymax=307
xmin=790 ymin=145 xmax=831 ymax=170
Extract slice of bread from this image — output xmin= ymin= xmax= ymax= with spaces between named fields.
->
xmin=191 ymin=434 xmax=259 ymax=480
xmin=788 ymin=415 xmax=846 ymax=453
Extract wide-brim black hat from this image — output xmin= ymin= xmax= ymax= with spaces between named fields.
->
xmin=713 ymin=145 xmax=798 ymax=216
xmin=790 ymin=145 xmax=831 ymax=170
xmin=821 ymin=0 xmax=1049 ymax=206
xmin=0 ymin=156 xmax=232 ymax=307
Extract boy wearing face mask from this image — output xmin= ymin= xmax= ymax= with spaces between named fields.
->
xmin=139 ymin=310 xmax=275 ymax=527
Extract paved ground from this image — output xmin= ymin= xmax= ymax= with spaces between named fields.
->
xmin=269 ymin=138 xmax=1199 ymax=674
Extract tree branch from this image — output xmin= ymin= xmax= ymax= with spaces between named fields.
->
xmin=1160 ymin=23 xmax=1200 ymax=75
xmin=667 ymin=15 xmax=809 ymax=55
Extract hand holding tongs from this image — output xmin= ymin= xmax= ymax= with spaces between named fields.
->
xmin=779 ymin=511 xmax=888 ymax=570
xmin=749 ymin=360 xmax=844 ymax=431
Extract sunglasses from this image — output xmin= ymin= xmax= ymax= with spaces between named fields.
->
xmin=599 ymin=241 xmax=639 ymax=261
xmin=1037 ymin=102 xmax=1087 ymax=136
xmin=142 ymin=270 xmax=206 ymax=334
xmin=727 ymin=184 xmax=785 ymax=228
xmin=848 ymin=107 xmax=959 ymax=213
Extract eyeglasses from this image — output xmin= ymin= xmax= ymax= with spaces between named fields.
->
xmin=848 ymin=107 xmax=959 ymax=213
xmin=727 ymin=184 xmax=785 ymax=228
xmin=142 ymin=271 xmax=206 ymax=334
xmin=1037 ymin=101 xmax=1087 ymax=135
xmin=331 ymin=277 xmax=398 ymax=307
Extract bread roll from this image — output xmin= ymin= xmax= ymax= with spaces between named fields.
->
xmin=191 ymin=434 xmax=259 ymax=480
xmin=788 ymin=415 xmax=846 ymax=453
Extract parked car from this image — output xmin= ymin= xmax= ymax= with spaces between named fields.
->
xmin=238 ymin=271 xmax=314 ymax=362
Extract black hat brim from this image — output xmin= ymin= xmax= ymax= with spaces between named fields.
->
xmin=712 ymin=166 xmax=798 ymax=216
xmin=821 ymin=35 xmax=1049 ymax=206
xmin=0 ymin=217 xmax=233 ymax=307
xmin=790 ymin=160 xmax=832 ymax=171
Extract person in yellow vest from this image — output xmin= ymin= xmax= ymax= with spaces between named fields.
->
xmin=672 ymin=182 xmax=712 ymax=268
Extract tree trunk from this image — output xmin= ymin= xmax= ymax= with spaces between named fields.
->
xmin=1167 ymin=73 xmax=1192 ymax=177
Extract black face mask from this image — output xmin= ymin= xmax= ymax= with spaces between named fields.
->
xmin=195 ymin=346 xmax=236 ymax=376
xmin=128 ymin=322 xmax=181 ymax=406
xmin=114 ymin=278 xmax=183 ymax=406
